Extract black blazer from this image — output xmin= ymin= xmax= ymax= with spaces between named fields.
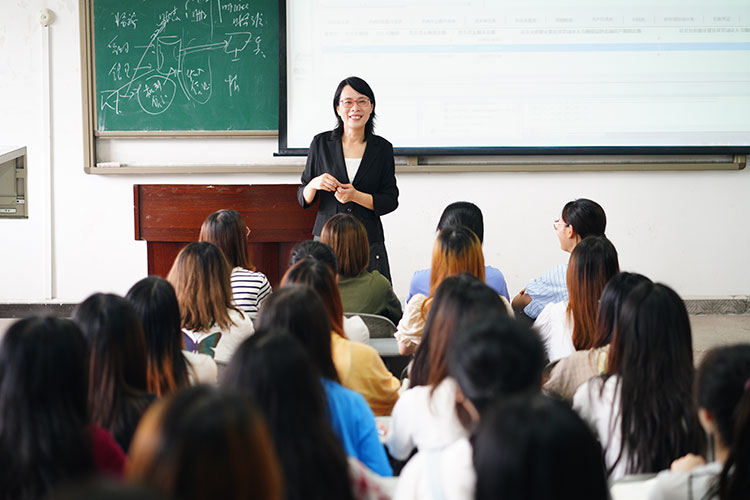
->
xmin=297 ymin=131 xmax=399 ymax=243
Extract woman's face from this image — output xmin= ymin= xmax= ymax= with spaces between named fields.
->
xmin=336 ymin=85 xmax=373 ymax=133
xmin=554 ymin=213 xmax=578 ymax=253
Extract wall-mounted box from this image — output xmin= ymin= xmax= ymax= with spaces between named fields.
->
xmin=0 ymin=147 xmax=27 ymax=218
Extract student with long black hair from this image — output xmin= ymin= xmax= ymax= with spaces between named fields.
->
xmin=255 ymin=286 xmax=392 ymax=477
xmin=74 ymin=293 xmax=155 ymax=452
xmin=0 ymin=316 xmax=125 ymax=499
xmin=648 ymin=344 xmax=750 ymax=500
xmin=573 ymin=282 xmax=702 ymax=479
xmin=126 ymin=276 xmax=217 ymax=395
xmin=224 ymin=332 xmax=391 ymax=499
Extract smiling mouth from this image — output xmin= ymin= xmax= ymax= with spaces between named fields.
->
xmin=349 ymin=114 xmax=362 ymax=120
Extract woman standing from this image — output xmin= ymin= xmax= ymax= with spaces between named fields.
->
xmin=298 ymin=76 xmax=398 ymax=281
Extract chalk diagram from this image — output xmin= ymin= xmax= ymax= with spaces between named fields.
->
xmin=99 ymin=7 xmax=266 ymax=117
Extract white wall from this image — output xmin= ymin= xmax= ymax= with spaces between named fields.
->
xmin=1 ymin=0 xmax=748 ymax=304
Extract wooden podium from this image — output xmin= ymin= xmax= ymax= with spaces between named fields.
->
xmin=134 ymin=184 xmax=316 ymax=286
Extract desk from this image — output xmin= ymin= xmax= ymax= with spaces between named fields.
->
xmin=134 ymin=184 xmax=316 ymax=285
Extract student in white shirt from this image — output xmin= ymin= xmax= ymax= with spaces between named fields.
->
xmin=648 ymin=344 xmax=750 ymax=500
xmin=199 ymin=209 xmax=271 ymax=319
xmin=394 ymin=313 xmax=547 ymax=500
xmin=573 ymin=282 xmax=702 ymax=480
xmin=167 ymin=242 xmax=254 ymax=364
xmin=533 ymin=236 xmax=619 ymax=363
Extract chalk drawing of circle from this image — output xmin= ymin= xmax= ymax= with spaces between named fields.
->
xmin=137 ymin=75 xmax=177 ymax=115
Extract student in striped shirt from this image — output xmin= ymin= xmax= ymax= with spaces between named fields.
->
xmin=200 ymin=209 xmax=271 ymax=319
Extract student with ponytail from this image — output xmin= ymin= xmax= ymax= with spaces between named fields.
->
xmin=648 ymin=344 xmax=750 ymax=500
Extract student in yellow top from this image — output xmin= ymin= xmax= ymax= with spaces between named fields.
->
xmin=282 ymin=257 xmax=400 ymax=416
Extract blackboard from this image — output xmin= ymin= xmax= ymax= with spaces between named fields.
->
xmin=93 ymin=0 xmax=278 ymax=132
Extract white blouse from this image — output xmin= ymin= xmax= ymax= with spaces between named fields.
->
xmin=534 ymin=300 xmax=575 ymax=362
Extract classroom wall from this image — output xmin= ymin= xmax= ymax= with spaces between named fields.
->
xmin=1 ymin=1 xmax=748 ymax=304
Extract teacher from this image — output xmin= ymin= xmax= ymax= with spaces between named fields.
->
xmin=298 ymin=76 xmax=399 ymax=282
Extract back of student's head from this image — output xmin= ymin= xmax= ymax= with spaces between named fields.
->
xmin=474 ymin=394 xmax=609 ymax=500
xmin=436 ymin=201 xmax=484 ymax=243
xmin=567 ymin=235 xmax=619 ymax=350
xmin=696 ymin=344 xmax=750 ymax=500
xmin=607 ymin=281 xmax=701 ymax=475
xmin=410 ymin=274 xmax=507 ymax=388
xmin=199 ymin=208 xmax=254 ymax=270
xmin=222 ymin=331 xmax=353 ymax=500
xmin=592 ymin=272 xmax=651 ymax=348
xmin=74 ymin=293 xmax=149 ymax=435
xmin=449 ymin=315 xmax=546 ymax=420
xmin=0 ymin=316 xmax=93 ymax=499
xmin=320 ymin=214 xmax=369 ymax=278
xmin=429 ymin=225 xmax=485 ymax=296
xmin=281 ymin=257 xmax=345 ymax=337
xmin=126 ymin=276 xmax=189 ymax=397
xmin=127 ymin=385 xmax=282 ymax=500
xmin=288 ymin=240 xmax=339 ymax=275
xmin=255 ymin=285 xmax=339 ymax=382
xmin=167 ymin=241 xmax=239 ymax=332
xmin=561 ymin=198 xmax=607 ymax=239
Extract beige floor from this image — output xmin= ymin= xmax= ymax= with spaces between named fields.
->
xmin=1 ymin=314 xmax=749 ymax=360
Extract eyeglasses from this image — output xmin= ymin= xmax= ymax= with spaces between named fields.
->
xmin=553 ymin=219 xmax=570 ymax=230
xmin=339 ymin=98 xmax=371 ymax=108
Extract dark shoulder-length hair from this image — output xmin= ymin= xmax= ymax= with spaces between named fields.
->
xmin=474 ymin=394 xmax=609 ymax=500
xmin=606 ymin=282 xmax=702 ymax=475
xmin=561 ymin=198 xmax=607 ymax=239
xmin=281 ymin=257 xmax=345 ymax=338
xmin=126 ymin=276 xmax=190 ymax=397
xmin=320 ymin=214 xmax=369 ymax=278
xmin=591 ymin=272 xmax=651 ymax=348
xmin=199 ymin=209 xmax=254 ymax=270
xmin=410 ymin=274 xmax=507 ymax=388
xmin=73 ymin=293 xmax=151 ymax=450
xmin=0 ymin=316 xmax=94 ymax=499
xmin=223 ymin=331 xmax=354 ymax=500
xmin=567 ymin=236 xmax=620 ymax=351
xmin=167 ymin=241 xmax=242 ymax=332
xmin=256 ymin=285 xmax=339 ymax=382
xmin=695 ymin=344 xmax=750 ymax=500
xmin=127 ymin=385 xmax=282 ymax=500
xmin=332 ymin=76 xmax=376 ymax=138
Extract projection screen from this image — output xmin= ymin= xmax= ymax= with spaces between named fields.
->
xmin=280 ymin=0 xmax=750 ymax=155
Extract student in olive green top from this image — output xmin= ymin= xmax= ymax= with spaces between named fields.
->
xmin=321 ymin=214 xmax=403 ymax=324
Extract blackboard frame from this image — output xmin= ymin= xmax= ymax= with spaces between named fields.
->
xmin=276 ymin=0 xmax=750 ymax=158
xmin=79 ymin=0 xmax=279 ymax=169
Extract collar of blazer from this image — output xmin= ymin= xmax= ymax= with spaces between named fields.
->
xmin=327 ymin=131 xmax=377 ymax=185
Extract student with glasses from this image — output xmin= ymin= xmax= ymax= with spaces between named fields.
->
xmin=298 ymin=76 xmax=399 ymax=282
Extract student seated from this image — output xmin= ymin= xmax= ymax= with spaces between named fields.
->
xmin=167 ymin=242 xmax=254 ymax=364
xmin=512 ymin=198 xmax=606 ymax=320
xmin=474 ymin=394 xmax=610 ymax=500
xmin=74 ymin=293 xmax=155 ymax=453
xmin=544 ymin=272 xmax=650 ymax=401
xmin=199 ymin=209 xmax=271 ymax=319
xmin=321 ymin=214 xmax=402 ymax=324
xmin=288 ymin=239 xmax=370 ymax=343
xmin=282 ymin=258 xmax=401 ymax=416
xmin=0 ymin=317 xmax=125 ymax=499
xmin=648 ymin=344 xmax=750 ymax=500
xmin=127 ymin=385 xmax=282 ymax=500
xmin=395 ymin=226 xmax=485 ymax=355
xmin=533 ymin=235 xmax=619 ymax=363
xmin=255 ymin=286 xmax=393 ymax=476
xmin=126 ymin=276 xmax=217 ymax=392
xmin=224 ymin=331 xmax=393 ymax=499
xmin=407 ymin=201 xmax=508 ymax=302
xmin=394 ymin=314 xmax=546 ymax=500
xmin=573 ymin=282 xmax=702 ymax=480
xmin=388 ymin=275 xmax=507 ymax=461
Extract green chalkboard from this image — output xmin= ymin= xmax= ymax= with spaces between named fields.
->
xmin=93 ymin=0 xmax=278 ymax=132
